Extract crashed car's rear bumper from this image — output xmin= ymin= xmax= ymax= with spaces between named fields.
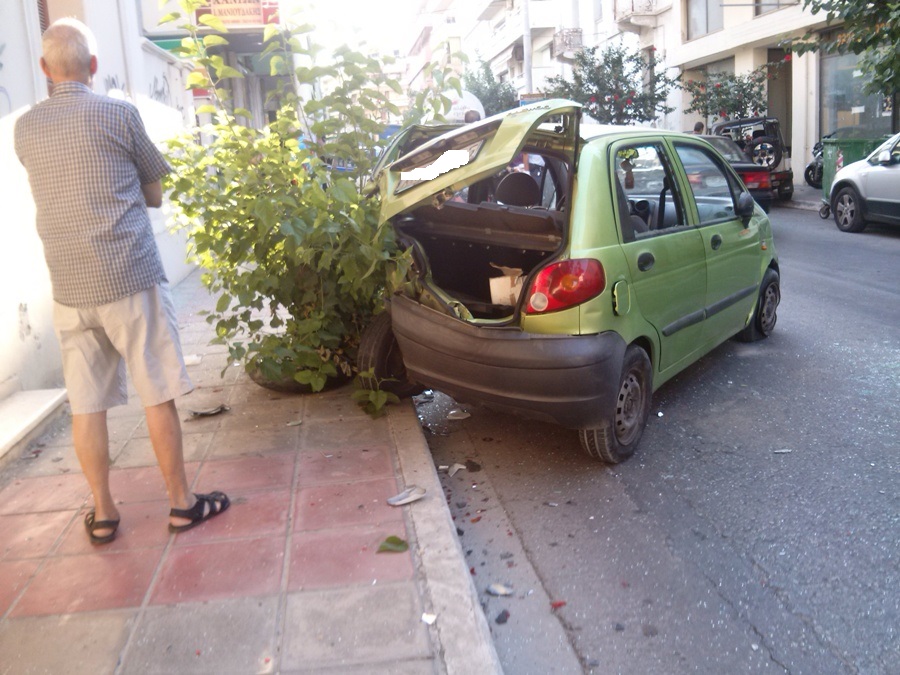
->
xmin=390 ymin=294 xmax=626 ymax=429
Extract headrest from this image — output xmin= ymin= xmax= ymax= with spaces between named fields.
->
xmin=495 ymin=171 xmax=541 ymax=207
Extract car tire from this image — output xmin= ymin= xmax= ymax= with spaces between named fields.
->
xmin=579 ymin=345 xmax=652 ymax=464
xmin=736 ymin=268 xmax=780 ymax=342
xmin=832 ymin=186 xmax=867 ymax=232
xmin=750 ymin=136 xmax=783 ymax=169
xmin=357 ymin=311 xmax=424 ymax=398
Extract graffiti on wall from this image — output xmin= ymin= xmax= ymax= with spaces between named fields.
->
xmin=149 ymin=74 xmax=171 ymax=106
xmin=104 ymin=73 xmax=126 ymax=95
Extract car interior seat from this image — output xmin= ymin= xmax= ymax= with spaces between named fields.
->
xmin=495 ymin=171 xmax=541 ymax=207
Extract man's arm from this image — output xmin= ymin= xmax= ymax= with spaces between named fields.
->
xmin=141 ymin=181 xmax=162 ymax=208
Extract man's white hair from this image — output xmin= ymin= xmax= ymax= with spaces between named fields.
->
xmin=42 ymin=18 xmax=97 ymax=78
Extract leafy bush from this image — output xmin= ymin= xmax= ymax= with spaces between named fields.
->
xmin=161 ymin=3 xmax=450 ymax=393
xmin=684 ymin=59 xmax=788 ymax=124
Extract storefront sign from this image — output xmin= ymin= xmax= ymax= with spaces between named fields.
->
xmin=209 ymin=0 xmax=264 ymax=26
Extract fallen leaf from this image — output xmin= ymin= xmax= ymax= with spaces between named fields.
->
xmin=377 ymin=536 xmax=409 ymax=553
xmin=551 ymin=600 xmax=567 ymax=610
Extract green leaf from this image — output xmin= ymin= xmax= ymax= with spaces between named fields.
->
xmin=216 ymin=65 xmax=244 ymax=79
xmin=186 ymin=71 xmax=210 ymax=89
xmin=203 ymin=35 xmax=230 ymax=48
xmin=195 ymin=104 xmax=217 ymax=114
xmin=263 ymin=23 xmax=281 ymax=43
xmin=377 ymin=536 xmax=409 ymax=553
xmin=198 ymin=13 xmax=228 ymax=33
xmin=215 ymin=293 xmax=232 ymax=313
xmin=158 ymin=11 xmax=181 ymax=26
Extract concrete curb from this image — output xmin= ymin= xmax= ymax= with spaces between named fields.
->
xmin=388 ymin=402 xmax=504 ymax=675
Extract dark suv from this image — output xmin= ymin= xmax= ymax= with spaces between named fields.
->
xmin=711 ymin=117 xmax=793 ymax=202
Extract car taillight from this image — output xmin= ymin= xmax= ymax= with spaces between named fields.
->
xmin=525 ymin=259 xmax=605 ymax=314
xmin=741 ymin=170 xmax=771 ymax=189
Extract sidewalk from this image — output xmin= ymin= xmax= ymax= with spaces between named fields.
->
xmin=0 ymin=271 xmax=501 ymax=674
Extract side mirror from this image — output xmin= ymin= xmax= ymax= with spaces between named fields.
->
xmin=878 ymin=150 xmax=892 ymax=165
xmin=735 ymin=191 xmax=755 ymax=221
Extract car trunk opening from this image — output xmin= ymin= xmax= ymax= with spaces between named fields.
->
xmin=380 ymin=101 xmax=581 ymax=323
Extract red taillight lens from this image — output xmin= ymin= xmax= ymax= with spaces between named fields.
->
xmin=741 ymin=170 xmax=771 ymax=189
xmin=525 ymin=259 xmax=605 ymax=314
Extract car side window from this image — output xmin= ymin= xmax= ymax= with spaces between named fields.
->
xmin=614 ymin=143 xmax=686 ymax=242
xmin=674 ymin=144 xmax=745 ymax=226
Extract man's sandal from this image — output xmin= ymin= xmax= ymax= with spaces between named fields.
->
xmin=168 ymin=491 xmax=230 ymax=533
xmin=84 ymin=511 xmax=120 ymax=545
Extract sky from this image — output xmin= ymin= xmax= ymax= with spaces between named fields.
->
xmin=282 ymin=0 xmax=422 ymax=55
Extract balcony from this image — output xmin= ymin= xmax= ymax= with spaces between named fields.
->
xmin=553 ymin=28 xmax=583 ymax=60
xmin=614 ymin=0 xmax=671 ymax=33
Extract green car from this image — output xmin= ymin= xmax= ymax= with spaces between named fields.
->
xmin=362 ymin=100 xmax=780 ymax=463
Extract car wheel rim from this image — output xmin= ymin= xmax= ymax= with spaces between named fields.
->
xmin=759 ymin=282 xmax=779 ymax=334
xmin=615 ymin=371 xmax=643 ymax=445
xmin=836 ymin=195 xmax=855 ymax=226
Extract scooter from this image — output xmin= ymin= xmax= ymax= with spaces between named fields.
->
xmin=804 ymin=140 xmax=823 ymax=189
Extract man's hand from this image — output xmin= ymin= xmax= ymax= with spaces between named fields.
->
xmin=141 ymin=181 xmax=162 ymax=208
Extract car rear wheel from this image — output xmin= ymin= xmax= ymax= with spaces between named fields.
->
xmin=736 ymin=268 xmax=780 ymax=342
xmin=579 ymin=345 xmax=652 ymax=464
xmin=833 ymin=186 xmax=867 ymax=232
xmin=357 ymin=311 xmax=424 ymax=398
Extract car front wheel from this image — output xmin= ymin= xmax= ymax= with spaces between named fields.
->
xmin=833 ymin=186 xmax=867 ymax=232
xmin=579 ymin=345 xmax=652 ymax=464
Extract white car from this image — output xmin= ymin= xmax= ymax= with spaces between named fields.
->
xmin=831 ymin=132 xmax=900 ymax=232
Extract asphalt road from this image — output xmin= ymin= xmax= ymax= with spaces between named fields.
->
xmin=417 ymin=205 xmax=900 ymax=675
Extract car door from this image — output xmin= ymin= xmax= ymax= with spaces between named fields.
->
xmin=612 ymin=140 xmax=708 ymax=373
xmin=864 ymin=135 xmax=900 ymax=223
xmin=672 ymin=141 xmax=763 ymax=342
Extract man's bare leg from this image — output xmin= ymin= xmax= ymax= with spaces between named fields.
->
xmin=72 ymin=411 xmax=119 ymax=538
xmin=144 ymin=399 xmax=202 ymax=528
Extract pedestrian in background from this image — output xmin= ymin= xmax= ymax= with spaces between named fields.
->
xmin=693 ymin=121 xmax=705 ymax=134
xmin=14 ymin=18 xmax=229 ymax=544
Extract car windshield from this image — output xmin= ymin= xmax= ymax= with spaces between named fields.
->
xmin=868 ymin=132 xmax=900 ymax=162
xmin=703 ymin=136 xmax=747 ymax=162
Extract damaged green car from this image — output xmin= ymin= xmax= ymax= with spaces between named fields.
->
xmin=361 ymin=100 xmax=780 ymax=463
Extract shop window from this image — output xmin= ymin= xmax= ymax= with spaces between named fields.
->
xmin=819 ymin=49 xmax=893 ymax=139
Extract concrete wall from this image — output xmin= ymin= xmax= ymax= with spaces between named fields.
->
xmin=1 ymin=0 xmax=194 ymax=396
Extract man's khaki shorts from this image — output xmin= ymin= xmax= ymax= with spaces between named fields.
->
xmin=53 ymin=284 xmax=194 ymax=414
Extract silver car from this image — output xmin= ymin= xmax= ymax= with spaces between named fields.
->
xmin=831 ymin=132 xmax=900 ymax=232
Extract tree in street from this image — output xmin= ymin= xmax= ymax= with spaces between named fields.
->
xmin=542 ymin=43 xmax=678 ymax=125
xmin=683 ymin=59 xmax=788 ymax=124
xmin=463 ymin=61 xmax=519 ymax=116
xmin=791 ymin=0 xmax=900 ymax=99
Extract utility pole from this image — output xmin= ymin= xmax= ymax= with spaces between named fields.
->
xmin=522 ymin=0 xmax=532 ymax=94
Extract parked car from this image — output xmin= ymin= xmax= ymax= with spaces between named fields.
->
xmin=701 ymin=134 xmax=773 ymax=212
xmin=362 ymin=100 xmax=780 ymax=464
xmin=710 ymin=116 xmax=794 ymax=202
xmin=830 ymin=131 xmax=900 ymax=232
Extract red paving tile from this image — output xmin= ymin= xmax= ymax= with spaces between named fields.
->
xmin=55 ymin=502 xmax=171 ymax=555
xmin=287 ymin=524 xmax=414 ymax=590
xmin=296 ymin=445 xmax=394 ymax=486
xmin=0 ymin=511 xmax=75 ymax=560
xmin=193 ymin=454 xmax=296 ymax=493
xmin=171 ymin=487 xmax=291 ymax=546
xmin=0 ymin=474 xmax=88 ymax=515
xmin=108 ymin=463 xmax=201 ymax=504
xmin=0 ymin=560 xmax=40 ymax=615
xmin=294 ymin=477 xmax=402 ymax=531
xmin=151 ymin=536 xmax=285 ymax=605
xmin=11 ymin=549 xmax=163 ymax=617
xmin=207 ymin=427 xmax=300 ymax=457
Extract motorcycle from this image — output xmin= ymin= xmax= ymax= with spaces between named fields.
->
xmin=804 ymin=140 xmax=824 ymax=189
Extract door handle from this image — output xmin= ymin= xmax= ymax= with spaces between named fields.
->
xmin=710 ymin=234 xmax=723 ymax=250
xmin=637 ymin=252 xmax=655 ymax=272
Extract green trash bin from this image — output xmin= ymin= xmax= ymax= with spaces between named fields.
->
xmin=821 ymin=138 xmax=882 ymax=204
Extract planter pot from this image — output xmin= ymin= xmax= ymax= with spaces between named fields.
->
xmin=246 ymin=360 xmax=351 ymax=394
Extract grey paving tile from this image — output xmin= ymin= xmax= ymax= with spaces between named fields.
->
xmin=120 ymin=596 xmax=279 ymax=675
xmin=281 ymin=581 xmax=432 ymax=670
xmin=300 ymin=417 xmax=393 ymax=451
xmin=287 ymin=659 xmax=437 ymax=674
xmin=0 ymin=610 xmax=135 ymax=674
xmin=112 ymin=432 xmax=212 ymax=468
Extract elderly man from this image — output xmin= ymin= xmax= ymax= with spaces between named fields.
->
xmin=14 ymin=18 xmax=228 ymax=544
